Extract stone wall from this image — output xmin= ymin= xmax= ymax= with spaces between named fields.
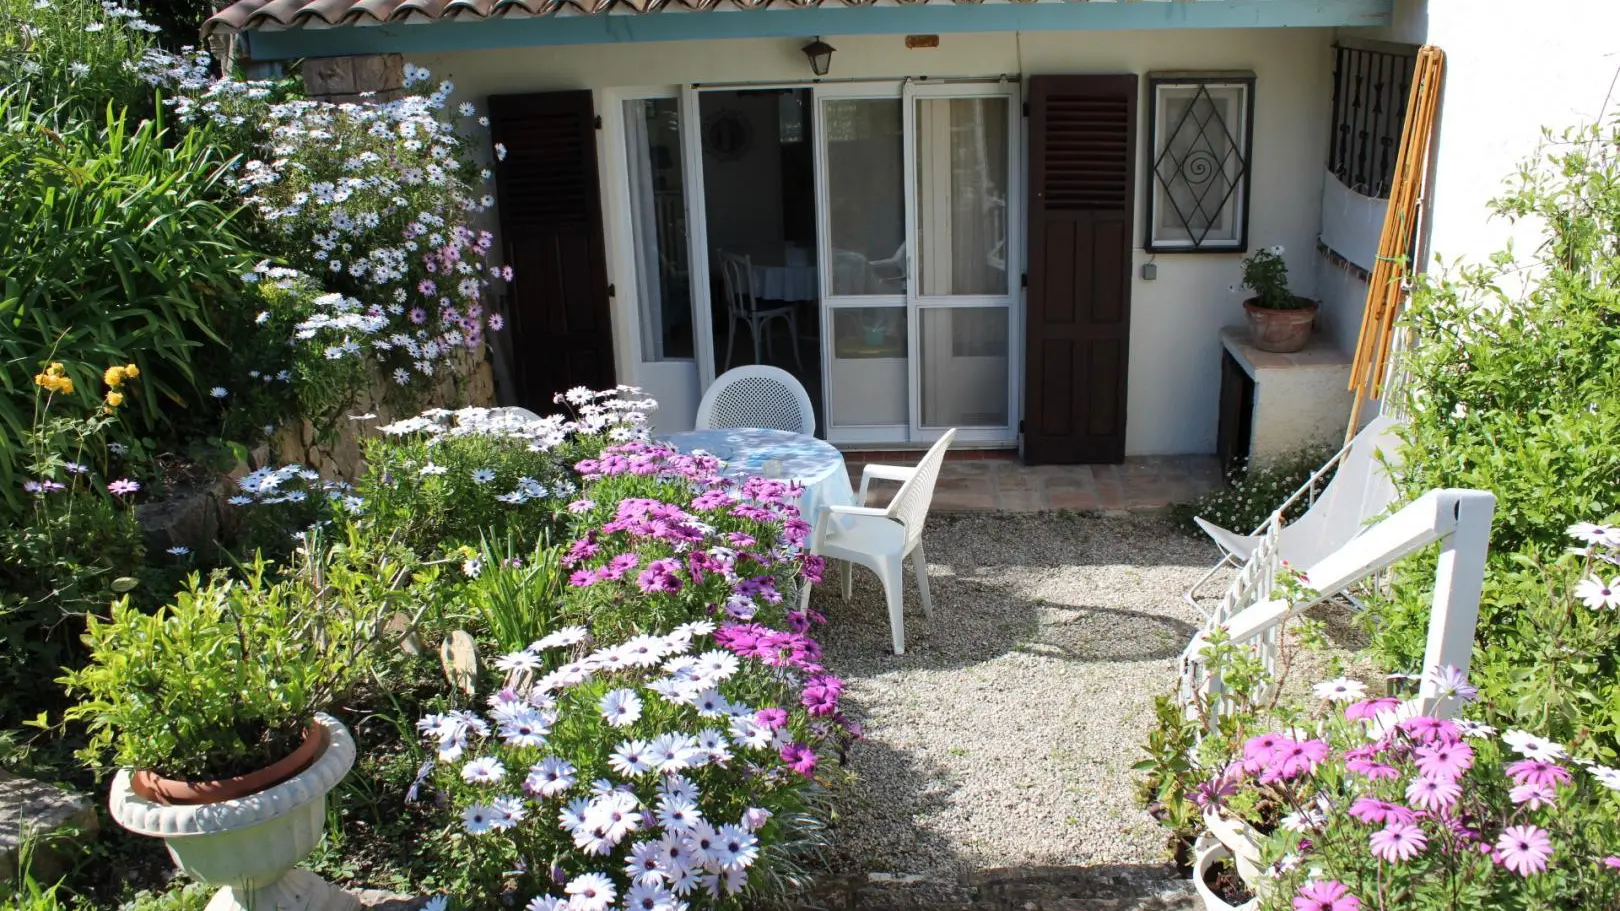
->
xmin=303 ymin=53 xmax=404 ymax=104
xmin=271 ymin=350 xmax=496 ymax=481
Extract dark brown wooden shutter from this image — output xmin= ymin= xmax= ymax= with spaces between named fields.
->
xmin=489 ymin=90 xmax=615 ymax=408
xmin=1023 ymin=75 xmax=1137 ymax=464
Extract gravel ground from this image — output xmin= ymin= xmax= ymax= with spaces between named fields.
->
xmin=813 ymin=511 xmax=1222 ymax=880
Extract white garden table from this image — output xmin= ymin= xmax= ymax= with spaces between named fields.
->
xmin=663 ymin=427 xmax=855 ymax=520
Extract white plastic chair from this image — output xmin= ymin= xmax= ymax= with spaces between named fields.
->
xmin=696 ymin=366 xmax=816 ymax=436
xmin=717 ymin=251 xmax=803 ymax=372
xmin=1184 ymin=414 xmax=1402 ymax=610
xmin=805 ymin=429 xmax=956 ymax=655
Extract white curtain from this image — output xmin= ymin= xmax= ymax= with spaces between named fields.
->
xmin=916 ymin=98 xmax=1008 ymax=297
xmin=625 ymin=100 xmax=664 ymax=359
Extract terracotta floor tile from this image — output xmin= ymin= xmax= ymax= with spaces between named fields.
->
xmin=1048 ymin=490 xmax=1101 ymax=511
xmin=996 ymin=491 xmax=1047 ymax=512
xmin=834 ymin=452 xmax=1216 ymax=514
xmin=932 ymin=491 xmax=999 ymax=512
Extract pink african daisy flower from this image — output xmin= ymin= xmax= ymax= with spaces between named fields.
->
xmin=1345 ymin=697 xmax=1400 ymax=721
xmin=1400 ymin=715 xmax=1461 ymax=744
xmin=1406 ymin=775 xmax=1461 ymax=811
xmin=1603 ymin=856 xmax=1620 ymax=870
xmin=1369 ymin=822 xmax=1428 ymax=863
xmin=1415 ymin=741 xmax=1474 ymax=781
xmin=1262 ymin=738 xmax=1330 ymax=783
xmin=1243 ymin=733 xmax=1288 ymax=771
xmin=1346 ymin=757 xmax=1401 ymax=780
xmin=1509 ymin=781 xmax=1557 ymax=811
xmin=1292 ymin=879 xmax=1361 ymax=911
xmin=1496 ymin=825 xmax=1553 ymax=876
xmin=1348 ymin=797 xmax=1416 ymax=826
xmin=1507 ymin=759 xmax=1572 ymax=789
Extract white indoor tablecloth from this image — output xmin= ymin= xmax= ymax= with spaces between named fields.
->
xmin=748 ymin=263 xmax=818 ymax=302
xmin=663 ymin=427 xmax=854 ymax=521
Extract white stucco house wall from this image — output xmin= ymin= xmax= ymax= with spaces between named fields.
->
xmin=204 ymin=0 xmax=1620 ymax=465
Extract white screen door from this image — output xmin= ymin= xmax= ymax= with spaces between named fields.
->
xmin=904 ymin=82 xmax=1021 ymax=444
xmin=814 ymin=84 xmax=910 ymax=444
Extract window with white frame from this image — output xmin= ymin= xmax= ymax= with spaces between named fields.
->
xmin=1146 ymin=74 xmax=1255 ymax=252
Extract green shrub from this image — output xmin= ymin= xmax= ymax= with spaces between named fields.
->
xmin=0 ymin=0 xmax=164 ymax=122
xmin=0 ymin=100 xmax=268 ymax=504
xmin=345 ymin=410 xmax=599 ymax=556
xmin=59 ymin=542 xmax=396 ymax=779
xmin=1171 ymin=444 xmax=1338 ymax=538
xmin=1368 ymin=115 xmax=1620 ymax=756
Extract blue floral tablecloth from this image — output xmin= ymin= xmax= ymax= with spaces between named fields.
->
xmin=663 ymin=428 xmax=855 ymax=521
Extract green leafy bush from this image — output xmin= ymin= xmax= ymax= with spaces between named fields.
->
xmin=0 ymin=100 xmax=267 ymax=503
xmin=346 ymin=410 xmax=600 ymax=556
xmin=1368 ymin=115 xmax=1620 ymax=756
xmin=1172 ymin=444 xmax=1337 ymax=538
xmin=0 ymin=0 xmax=164 ymax=122
xmin=60 ymin=543 xmax=394 ymax=779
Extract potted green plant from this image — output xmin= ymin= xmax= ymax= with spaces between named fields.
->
xmin=1237 ymin=246 xmax=1318 ymax=353
xmin=61 ymin=550 xmax=385 ymax=911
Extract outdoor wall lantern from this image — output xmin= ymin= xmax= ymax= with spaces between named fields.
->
xmin=802 ymin=37 xmax=836 ymax=77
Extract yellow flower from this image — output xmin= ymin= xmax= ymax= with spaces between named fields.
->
xmin=57 ymin=377 xmax=74 ymax=394
xmin=105 ymin=390 xmax=124 ymax=407
xmin=48 ymin=362 xmax=63 ymax=374
xmin=34 ymin=373 xmax=49 ymax=388
xmin=104 ymin=366 xmax=126 ymax=387
xmin=123 ymin=363 xmax=139 ymax=379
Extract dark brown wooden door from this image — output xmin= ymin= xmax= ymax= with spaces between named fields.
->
xmin=1023 ymin=75 xmax=1138 ymax=464
xmin=489 ymin=90 xmax=615 ymax=408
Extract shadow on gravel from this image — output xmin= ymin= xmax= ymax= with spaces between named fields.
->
xmin=809 ymin=860 xmax=1197 ymax=911
xmin=813 ymin=512 xmax=1211 ymax=669
xmin=808 ymin=512 xmax=1213 ymax=909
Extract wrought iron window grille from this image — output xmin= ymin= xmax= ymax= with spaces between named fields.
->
xmin=1145 ymin=74 xmax=1256 ymax=253
xmin=1328 ymin=43 xmax=1419 ymax=199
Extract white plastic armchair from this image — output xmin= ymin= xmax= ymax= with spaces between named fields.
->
xmin=1184 ymin=413 xmax=1401 ymax=611
xmin=806 ymin=429 xmax=956 ymax=655
xmin=696 ymin=366 xmax=816 ymax=435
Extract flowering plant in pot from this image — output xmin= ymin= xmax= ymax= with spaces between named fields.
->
xmin=1199 ymin=666 xmax=1620 ymax=911
xmin=1236 ymin=246 xmax=1317 ymax=354
xmin=61 ymin=543 xmax=392 ymax=911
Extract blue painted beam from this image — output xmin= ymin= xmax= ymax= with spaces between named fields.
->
xmin=246 ymin=0 xmax=1390 ymax=61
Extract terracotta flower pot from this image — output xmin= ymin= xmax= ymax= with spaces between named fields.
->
xmin=1243 ymin=298 xmax=1318 ymax=354
xmin=110 ymin=714 xmax=358 ymax=911
xmin=131 ymin=724 xmax=328 ymax=806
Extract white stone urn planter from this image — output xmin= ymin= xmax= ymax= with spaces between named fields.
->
xmin=1192 ymin=833 xmax=1259 ymax=911
xmin=109 ymin=714 xmax=358 ymax=911
xmin=1202 ymin=807 xmax=1266 ymax=888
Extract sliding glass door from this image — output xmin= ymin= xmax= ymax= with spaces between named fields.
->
xmin=617 ymin=81 xmax=1019 ymax=444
